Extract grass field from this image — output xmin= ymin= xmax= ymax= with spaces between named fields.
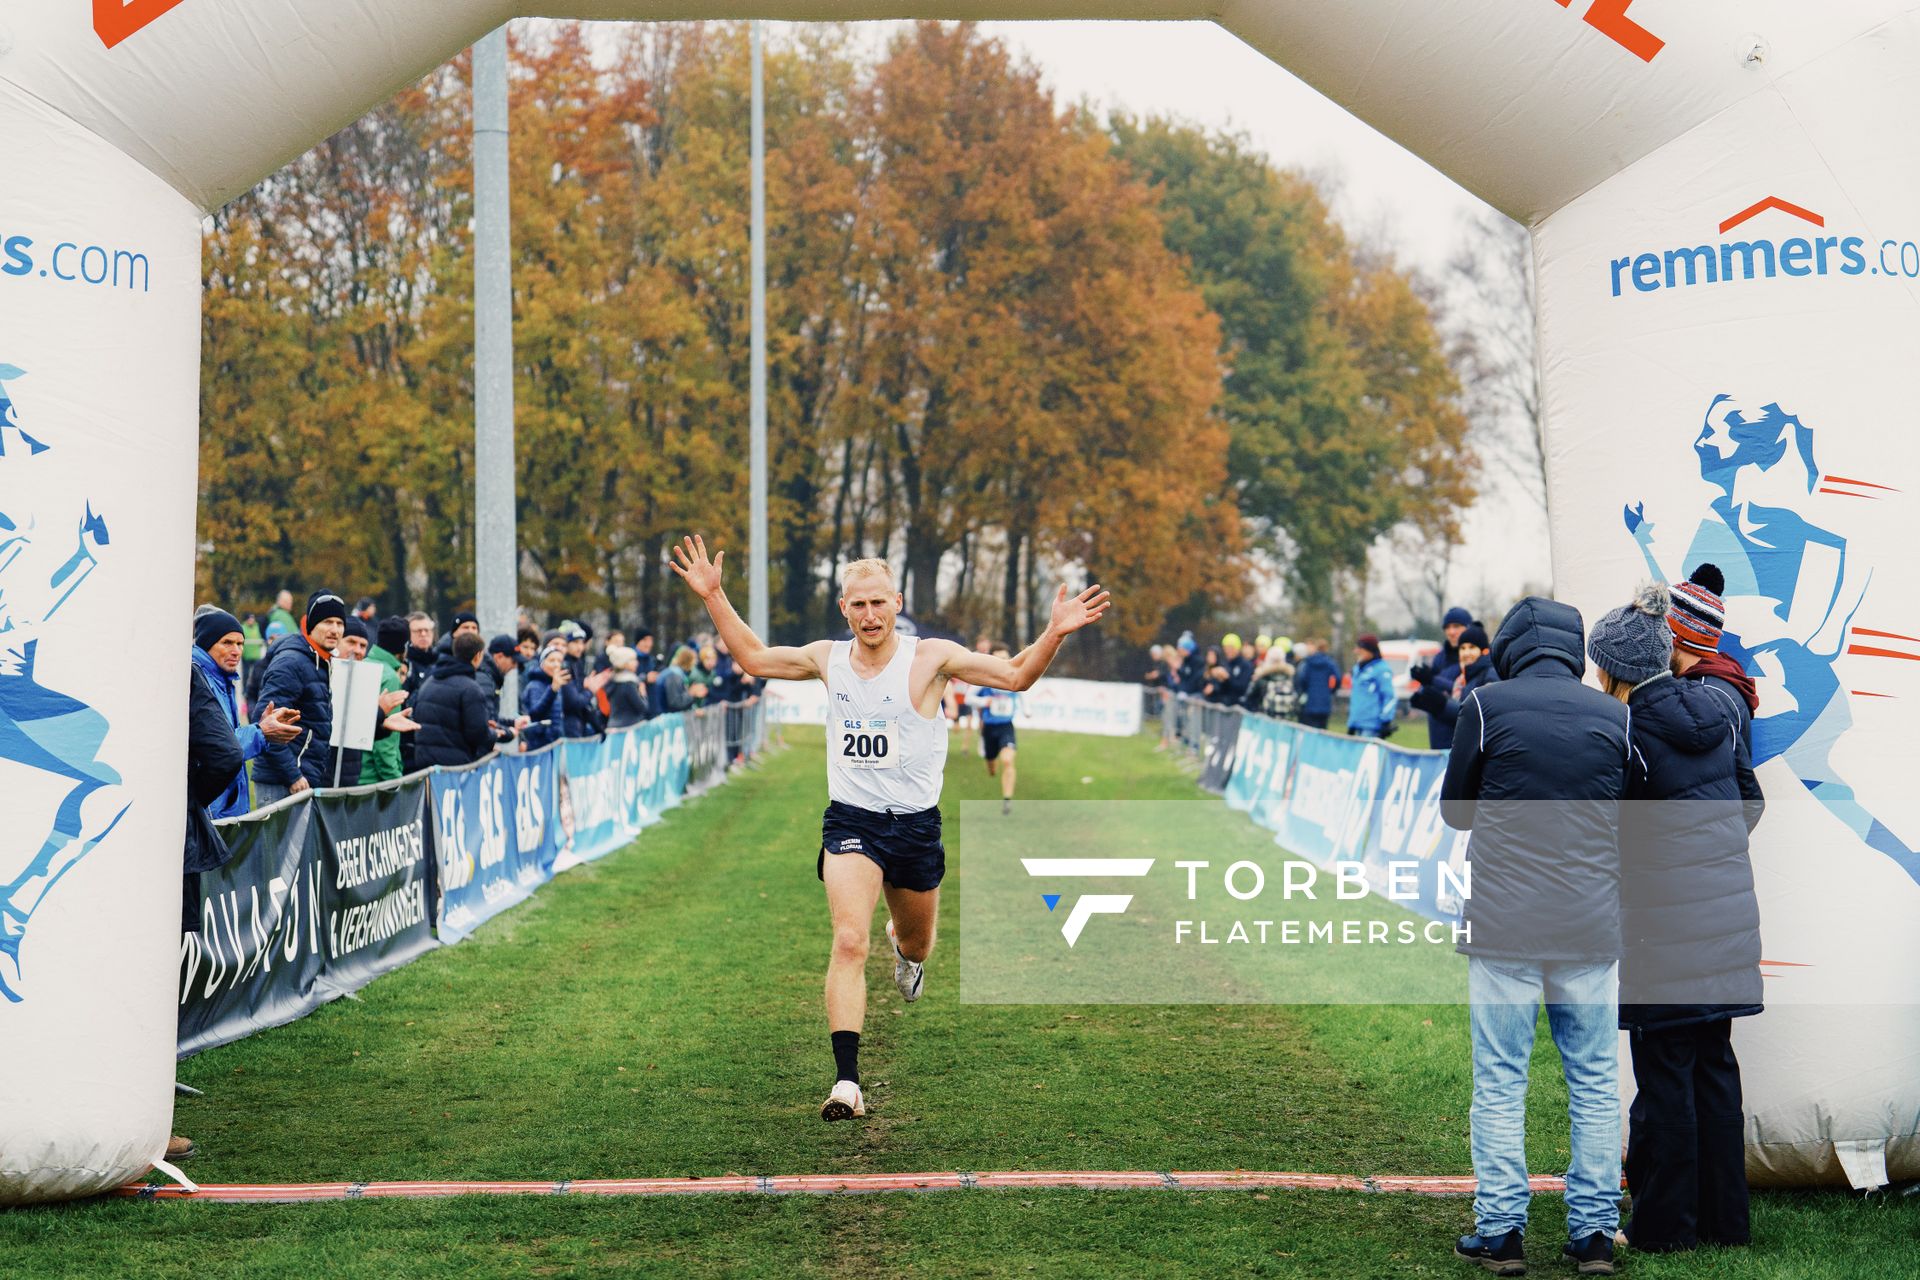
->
xmin=2 ymin=721 xmax=1910 ymax=1277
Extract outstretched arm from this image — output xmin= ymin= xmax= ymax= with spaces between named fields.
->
xmin=669 ymin=535 xmax=827 ymax=681
xmin=938 ymin=584 xmax=1112 ymax=692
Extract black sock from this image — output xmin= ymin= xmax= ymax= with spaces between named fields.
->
xmin=831 ymin=1030 xmax=860 ymax=1086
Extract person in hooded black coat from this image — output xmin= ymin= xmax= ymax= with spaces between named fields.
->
xmin=1442 ymin=597 xmax=1634 ymax=1271
xmin=1442 ymin=599 xmax=1631 ymax=961
xmin=411 ymin=632 xmax=498 ymax=768
xmin=1599 ymin=592 xmax=1763 ymax=1254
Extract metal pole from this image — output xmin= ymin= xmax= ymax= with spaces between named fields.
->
xmin=474 ymin=26 xmax=518 ymax=714
xmin=748 ymin=21 xmax=770 ymax=639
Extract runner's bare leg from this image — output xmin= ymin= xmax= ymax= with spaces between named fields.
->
xmin=882 ymin=883 xmax=939 ymax=965
xmin=824 ymin=850 xmax=884 ymax=1032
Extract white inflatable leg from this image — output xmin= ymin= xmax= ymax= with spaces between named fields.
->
xmin=0 ymin=79 xmax=201 ymax=1205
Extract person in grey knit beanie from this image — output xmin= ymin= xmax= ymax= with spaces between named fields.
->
xmin=1588 ymin=582 xmax=1674 ymax=699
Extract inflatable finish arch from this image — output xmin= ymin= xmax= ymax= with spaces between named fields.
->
xmin=4 ymin=1 xmax=1918 ymax=1201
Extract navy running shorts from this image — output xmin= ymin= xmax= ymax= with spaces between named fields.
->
xmin=981 ymin=722 xmax=1016 ymax=760
xmin=819 ymin=800 xmax=945 ymax=892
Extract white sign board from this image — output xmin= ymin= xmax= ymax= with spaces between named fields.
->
xmin=328 ymin=658 xmax=383 ymax=753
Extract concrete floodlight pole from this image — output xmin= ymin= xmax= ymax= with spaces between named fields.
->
xmin=474 ymin=25 xmax=518 ymax=710
xmin=749 ymin=19 xmax=770 ymax=639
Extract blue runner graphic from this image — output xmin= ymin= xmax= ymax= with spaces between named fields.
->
xmin=1626 ymin=394 xmax=1917 ymax=885
xmin=0 ymin=364 xmax=126 ymax=1002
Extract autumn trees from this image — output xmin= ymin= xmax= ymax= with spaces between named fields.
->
xmin=197 ymin=21 xmax=1472 ymax=656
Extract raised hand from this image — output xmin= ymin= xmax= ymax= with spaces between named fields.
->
xmin=1048 ymin=583 xmax=1112 ymax=636
xmin=258 ymin=701 xmax=303 ymax=744
xmin=669 ymin=534 xmax=725 ymax=600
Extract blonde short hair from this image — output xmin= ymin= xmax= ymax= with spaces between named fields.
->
xmin=839 ymin=558 xmax=898 ymax=594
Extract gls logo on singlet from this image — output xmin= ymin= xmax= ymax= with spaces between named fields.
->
xmin=95 ymin=0 xmax=189 ymax=50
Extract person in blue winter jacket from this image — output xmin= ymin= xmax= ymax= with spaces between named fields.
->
xmin=1345 ymin=634 xmax=1398 ymax=738
xmin=189 ymin=608 xmax=302 ymax=818
xmin=1291 ymin=639 xmax=1341 ymax=729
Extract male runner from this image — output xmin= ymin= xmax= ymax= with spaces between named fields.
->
xmin=669 ymin=536 xmax=1108 ymax=1121
xmin=968 ymin=644 xmax=1021 ymax=815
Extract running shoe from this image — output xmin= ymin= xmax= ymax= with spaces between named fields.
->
xmin=885 ymin=918 xmax=924 ymax=1003
xmin=821 ymin=1079 xmax=865 ymax=1122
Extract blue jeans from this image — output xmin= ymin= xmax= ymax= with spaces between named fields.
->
xmin=1469 ymin=956 xmax=1621 ymax=1241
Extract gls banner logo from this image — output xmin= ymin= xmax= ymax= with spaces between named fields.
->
xmin=1023 ymin=858 xmax=1155 ymax=947
xmin=1608 ymin=196 xmax=1920 ymax=299
xmin=95 ymin=0 xmax=188 ymax=49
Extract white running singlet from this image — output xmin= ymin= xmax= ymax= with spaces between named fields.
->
xmin=825 ymin=635 xmax=948 ymax=813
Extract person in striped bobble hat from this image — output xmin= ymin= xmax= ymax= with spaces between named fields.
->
xmin=1668 ymin=565 xmax=1763 ymax=817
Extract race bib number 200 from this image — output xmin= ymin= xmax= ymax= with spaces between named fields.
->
xmin=835 ymin=718 xmax=896 ymax=769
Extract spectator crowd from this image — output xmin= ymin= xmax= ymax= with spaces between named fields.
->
xmin=1141 ymin=627 xmax=1412 ymax=739
xmin=200 ymin=589 xmax=761 ymax=803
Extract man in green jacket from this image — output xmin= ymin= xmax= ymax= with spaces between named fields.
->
xmin=359 ymin=616 xmax=410 ymax=783
xmin=266 ymin=588 xmax=299 ymax=638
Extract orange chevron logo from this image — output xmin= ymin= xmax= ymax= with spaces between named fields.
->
xmin=95 ymin=0 xmax=188 ymax=50
xmin=1720 ymin=198 xmax=1826 ymax=235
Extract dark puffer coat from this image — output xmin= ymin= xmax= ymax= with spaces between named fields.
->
xmin=411 ymin=653 xmax=496 ymax=768
xmin=1618 ymin=672 xmax=1764 ymax=1030
xmin=1441 ymin=597 xmax=1631 ymax=961
xmin=252 ymin=631 xmax=336 ymax=788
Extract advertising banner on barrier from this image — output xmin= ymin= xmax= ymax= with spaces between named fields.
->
xmin=310 ymin=783 xmax=437 ymax=998
xmin=432 ymin=750 xmax=553 ymax=945
xmin=179 ymin=707 xmax=744 ymax=1054
xmin=1268 ymin=725 xmax=1364 ymax=867
xmin=649 ymin=715 xmax=692 ymax=817
xmin=685 ymin=706 xmax=728 ymax=795
xmin=1350 ymin=747 xmax=1471 ymax=924
xmin=504 ymin=746 xmax=560 ymax=880
xmin=1219 ymin=715 xmax=1467 ymax=926
xmin=557 ymin=716 xmax=692 ymax=867
xmin=1012 ymin=677 xmax=1143 ymax=737
xmin=560 ymin=734 xmax=628 ymax=864
xmin=612 ymin=713 xmax=687 ymax=835
xmin=178 ymin=798 xmax=327 ymax=1057
xmin=1198 ymin=704 xmax=1241 ymax=794
xmin=1223 ymin=714 xmax=1296 ymax=831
